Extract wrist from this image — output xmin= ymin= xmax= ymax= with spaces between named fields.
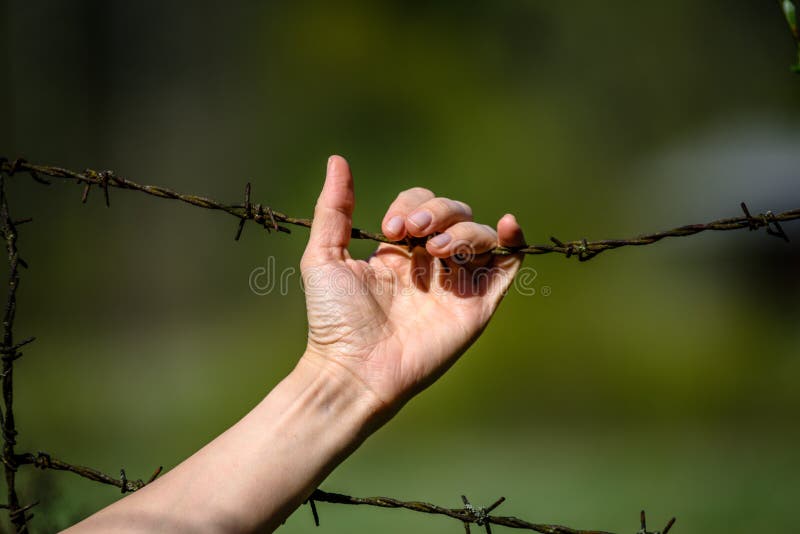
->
xmin=294 ymin=350 xmax=395 ymax=428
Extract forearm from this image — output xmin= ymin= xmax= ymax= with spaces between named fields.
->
xmin=65 ymin=355 xmax=385 ymax=533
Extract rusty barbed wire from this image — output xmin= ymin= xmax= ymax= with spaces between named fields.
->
xmin=0 ymin=158 xmax=684 ymax=532
xmin=0 ymin=169 xmax=163 ymax=532
xmin=1 ymin=158 xmax=798 ymax=263
xmin=15 ymin=452 xmax=163 ymax=493
xmin=0 ymin=171 xmax=32 ymax=532
xmin=305 ymin=490 xmax=676 ymax=534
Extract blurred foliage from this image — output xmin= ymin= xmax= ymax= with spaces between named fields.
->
xmin=1 ymin=1 xmax=799 ymax=532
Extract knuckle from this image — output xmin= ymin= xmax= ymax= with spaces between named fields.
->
xmin=454 ymin=200 xmax=473 ymax=217
xmin=443 ymin=221 xmax=469 ymax=237
xmin=454 ymin=223 xmax=495 ymax=246
xmin=429 ymin=197 xmax=455 ymax=215
xmin=299 ymin=253 xmax=313 ymax=271
xmin=402 ymin=187 xmax=434 ymax=200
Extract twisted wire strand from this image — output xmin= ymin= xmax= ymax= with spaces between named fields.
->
xmin=0 ymin=172 xmax=30 ymax=531
xmin=16 ymin=154 xmax=796 ymax=532
xmin=2 ymin=158 xmax=797 ymax=262
xmin=307 ymin=490 xmax=674 ymax=534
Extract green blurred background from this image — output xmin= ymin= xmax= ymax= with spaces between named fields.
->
xmin=2 ymin=1 xmax=799 ymax=532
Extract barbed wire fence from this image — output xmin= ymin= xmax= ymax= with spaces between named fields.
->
xmin=0 ymin=4 xmax=798 ymax=532
xmin=2 ymin=158 xmax=798 ymax=534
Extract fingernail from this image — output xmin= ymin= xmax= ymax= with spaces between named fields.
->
xmin=327 ymin=156 xmax=334 ymax=172
xmin=429 ymin=233 xmax=451 ymax=248
xmin=386 ymin=215 xmax=404 ymax=236
xmin=408 ymin=210 xmax=432 ymax=230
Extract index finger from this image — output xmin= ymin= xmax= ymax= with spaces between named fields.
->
xmin=381 ymin=187 xmax=435 ymax=240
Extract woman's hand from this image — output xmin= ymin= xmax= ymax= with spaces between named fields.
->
xmin=300 ymin=156 xmax=526 ymax=416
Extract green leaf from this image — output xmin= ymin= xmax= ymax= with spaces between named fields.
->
xmin=784 ymin=0 xmax=798 ymax=35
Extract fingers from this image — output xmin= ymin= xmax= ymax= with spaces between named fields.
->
xmin=424 ymin=214 xmax=526 ymax=260
xmin=301 ymin=156 xmax=355 ymax=268
xmin=381 ymin=189 xmax=473 ymax=241
xmin=497 ymin=213 xmax=526 ymax=249
xmin=487 ymin=213 xmax=527 ymax=295
xmin=380 ymin=186 xmax=526 ymax=272
xmin=381 ymin=187 xmax=434 ymax=240
xmin=405 ymin=197 xmax=472 ymax=237
xmin=425 ymin=222 xmax=497 ymax=259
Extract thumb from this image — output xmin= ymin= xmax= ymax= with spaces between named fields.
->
xmin=301 ymin=155 xmax=355 ymax=268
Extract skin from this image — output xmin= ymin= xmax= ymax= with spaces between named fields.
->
xmin=65 ymin=156 xmax=526 ymax=533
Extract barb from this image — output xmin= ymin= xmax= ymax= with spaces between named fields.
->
xmin=1 ymin=158 xmax=797 ymax=263
xmin=638 ymin=510 xmax=676 ymax=534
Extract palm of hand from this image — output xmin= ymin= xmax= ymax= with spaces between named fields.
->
xmin=303 ymin=247 xmax=506 ymax=407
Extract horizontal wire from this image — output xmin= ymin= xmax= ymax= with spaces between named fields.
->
xmin=2 ymin=158 xmax=796 ymax=262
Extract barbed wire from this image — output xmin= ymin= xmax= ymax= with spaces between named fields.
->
xmin=0 ymin=169 xmax=165 ymax=533
xmin=1 ymin=170 xmax=29 ymax=532
xmin=303 ymin=491 xmax=676 ymax=534
xmin=1 ymin=158 xmax=798 ymax=263
xmin=0 ymin=158 xmax=689 ymax=532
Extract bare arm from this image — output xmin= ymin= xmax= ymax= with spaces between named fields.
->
xmin=65 ymin=156 xmax=525 ymax=533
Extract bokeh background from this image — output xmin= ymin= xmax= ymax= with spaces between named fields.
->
xmin=2 ymin=1 xmax=799 ymax=532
